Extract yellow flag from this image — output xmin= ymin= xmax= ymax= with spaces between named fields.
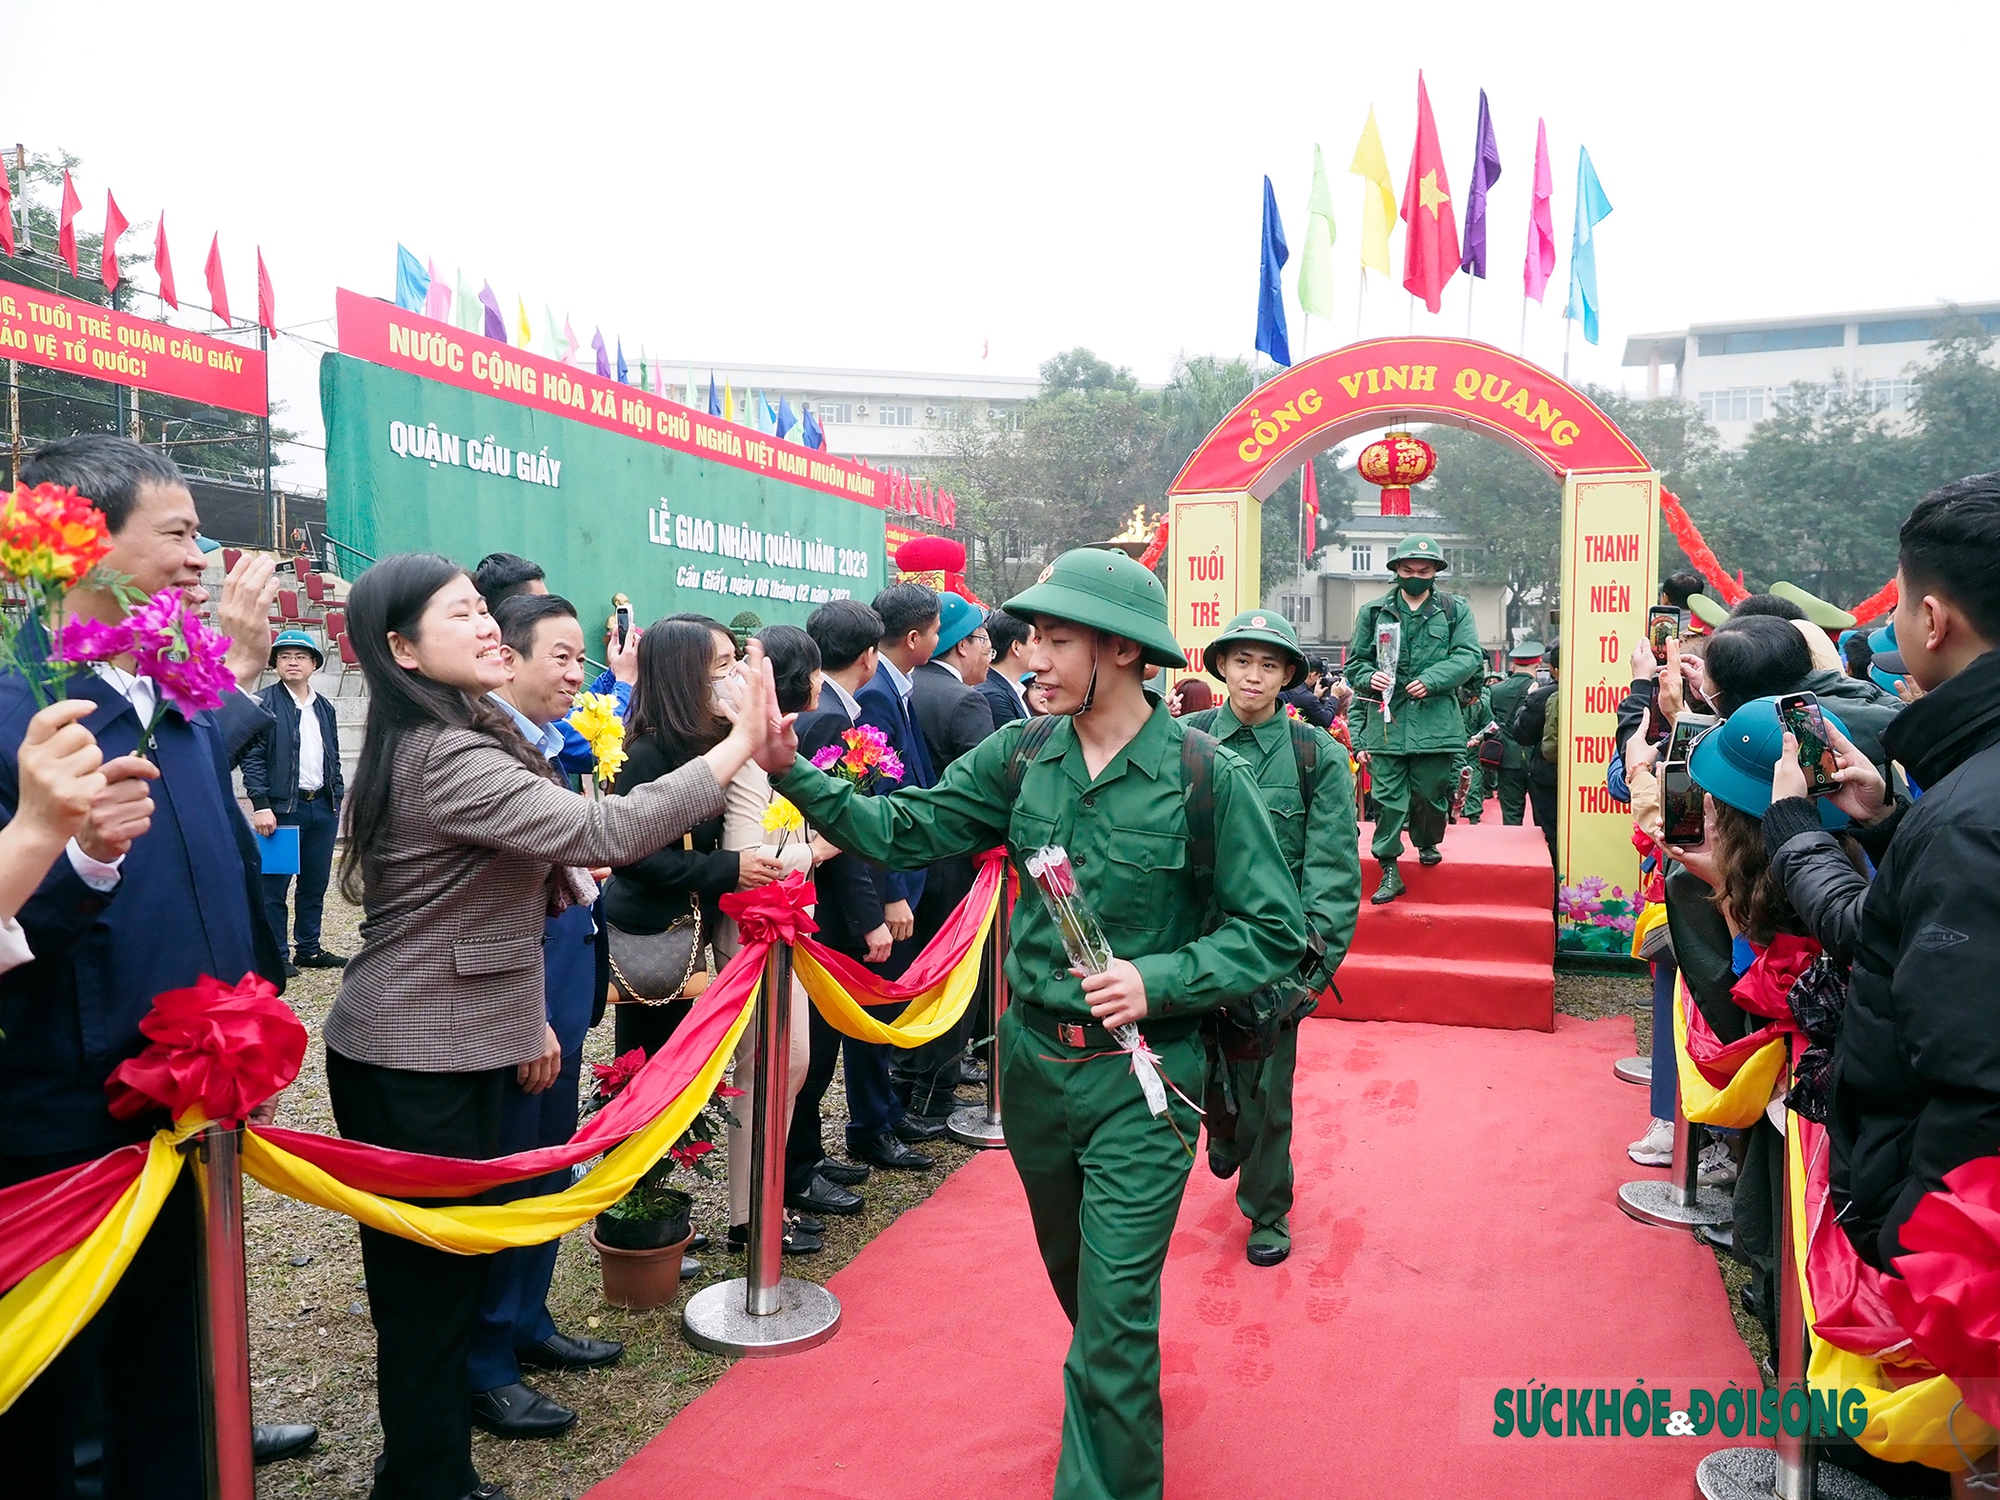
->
xmin=516 ymin=297 xmax=532 ymax=348
xmin=1349 ymin=107 xmax=1397 ymax=280
xmin=724 ymin=382 xmax=735 ymax=421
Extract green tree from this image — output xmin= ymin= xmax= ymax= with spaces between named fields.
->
xmin=0 ymin=149 xmax=294 ymax=488
xmin=1419 ymin=426 xmax=1562 ymax=634
xmin=1907 ymin=318 xmax=2000 ymax=492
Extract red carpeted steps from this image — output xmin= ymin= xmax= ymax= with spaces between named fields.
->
xmin=1313 ymin=816 xmax=1556 ymax=1031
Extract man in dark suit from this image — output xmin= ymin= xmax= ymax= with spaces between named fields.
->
xmin=899 ymin=592 xmax=997 ymax=1116
xmin=790 ymin=601 xmax=905 ymax=1194
xmin=842 ymin=582 xmax=947 ymax=1169
xmin=0 ymin=435 xmax=317 ymax=1497
xmin=240 ymin=629 xmax=346 ymax=975
xmin=979 ymin=607 xmax=1032 ymax=728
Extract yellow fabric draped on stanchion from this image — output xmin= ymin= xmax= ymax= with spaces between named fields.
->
xmin=240 ymin=982 xmax=758 ymax=1255
xmin=792 ymin=876 xmax=996 ymax=1047
xmin=1789 ymin=1114 xmax=1996 ymax=1468
xmin=1673 ymin=976 xmax=1788 ymax=1130
xmin=0 ymin=1119 xmax=196 ymax=1415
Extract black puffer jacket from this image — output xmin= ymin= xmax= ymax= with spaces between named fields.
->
xmin=1766 ymin=647 xmax=2000 ymax=1270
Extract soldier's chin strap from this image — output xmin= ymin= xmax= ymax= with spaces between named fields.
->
xmin=1078 ymin=633 xmax=1102 ymax=714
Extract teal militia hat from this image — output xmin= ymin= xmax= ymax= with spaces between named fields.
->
xmin=1866 ymin=621 xmax=1908 ymax=693
xmin=269 ymin=628 xmax=324 ymax=669
xmin=1688 ymin=696 xmax=1850 ymax=828
xmin=932 ymin=591 xmax=982 ymax=658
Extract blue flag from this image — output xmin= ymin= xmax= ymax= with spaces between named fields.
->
xmin=394 ymin=244 xmax=430 ymax=313
xmin=1567 ymin=148 xmax=1614 ymax=345
xmin=707 ymin=371 xmax=722 ymax=417
xmin=1460 ymin=90 xmax=1502 ymax=278
xmin=802 ymin=405 xmax=824 ymax=450
xmin=1256 ymin=175 xmax=1291 ymax=366
xmin=775 ymin=396 xmax=797 ymax=441
xmin=616 ymin=338 xmax=629 ymax=384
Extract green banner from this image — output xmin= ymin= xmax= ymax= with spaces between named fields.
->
xmin=322 ymin=353 xmax=885 ymax=631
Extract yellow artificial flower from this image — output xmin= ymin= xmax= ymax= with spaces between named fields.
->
xmin=762 ymin=796 xmax=804 ymax=837
xmin=566 ymin=692 xmax=628 ymax=785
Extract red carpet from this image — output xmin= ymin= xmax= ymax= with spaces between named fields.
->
xmin=1324 ymin=816 xmax=1556 ymax=1031
xmin=590 ymin=1014 xmax=1760 ymax=1500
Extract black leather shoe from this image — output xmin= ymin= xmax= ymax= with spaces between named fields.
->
xmin=295 ymin=949 xmax=349 ymax=967
xmin=1207 ymin=1148 xmax=1239 ymax=1181
xmin=789 ymin=1210 xmax=826 ymax=1235
xmin=687 ymin=1232 xmax=710 ymax=1253
xmin=252 ymin=1422 xmax=318 ymax=1465
xmin=726 ymin=1221 xmax=823 ymax=1255
xmin=893 ymin=1114 xmax=946 ymax=1144
xmin=960 ymin=1060 xmax=989 ymax=1085
xmin=463 ymin=1485 xmax=513 ymax=1500
xmin=786 ymin=1173 xmax=863 ymax=1216
xmin=1246 ymin=1240 xmax=1291 ymax=1267
xmin=853 ymin=1132 xmax=933 ymax=1172
xmin=682 ymin=1253 xmax=703 ymax=1279
xmin=283 ymin=961 xmax=299 ymax=978
xmin=471 ymin=1381 xmax=577 ymax=1440
xmin=816 ymin=1158 xmax=870 ymax=1187
xmin=517 ymin=1330 xmax=623 ymax=1371
xmin=1418 ymin=846 xmax=1443 ymax=867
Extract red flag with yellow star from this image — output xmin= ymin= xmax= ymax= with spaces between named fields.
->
xmin=1400 ymin=72 xmax=1460 ymax=314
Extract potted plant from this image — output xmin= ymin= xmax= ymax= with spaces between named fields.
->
xmin=586 ymin=1048 xmax=738 ymax=1310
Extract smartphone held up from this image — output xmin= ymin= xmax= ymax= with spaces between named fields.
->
xmin=1777 ymin=691 xmax=1839 ymax=797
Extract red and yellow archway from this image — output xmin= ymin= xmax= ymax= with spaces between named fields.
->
xmin=1164 ymin=337 xmax=1658 ymax=947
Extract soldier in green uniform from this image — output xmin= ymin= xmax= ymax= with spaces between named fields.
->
xmin=1485 ymin=641 xmax=1545 ymax=826
xmin=755 ymin=548 xmax=1303 ymax=1500
xmin=1186 ymin=609 xmax=1359 ymax=1267
xmin=1342 ymin=535 xmax=1484 ymax=902
xmin=1453 ymin=675 xmax=1496 ymax=823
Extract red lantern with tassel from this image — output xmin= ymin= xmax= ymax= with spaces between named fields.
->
xmin=1356 ymin=430 xmax=1437 ymax=516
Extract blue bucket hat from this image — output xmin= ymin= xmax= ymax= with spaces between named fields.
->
xmin=931 ymin=591 xmax=982 ymax=659
xmin=1866 ymin=621 xmax=1908 ymax=693
xmin=1688 ymin=697 xmax=1850 ymax=827
xmin=269 ymin=628 xmax=324 ymax=670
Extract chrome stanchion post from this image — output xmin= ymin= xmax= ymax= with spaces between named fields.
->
xmin=190 ymin=1122 xmax=255 ymax=1500
xmin=683 ymin=937 xmax=842 ymax=1356
xmin=1695 ymin=1077 xmax=1889 ymax=1499
xmin=950 ymin=880 xmax=1009 ymax=1149
xmin=1618 ymin=1002 xmax=1730 ymax=1229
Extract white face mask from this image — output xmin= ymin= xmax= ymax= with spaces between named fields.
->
xmin=712 ymin=665 xmax=744 ymax=714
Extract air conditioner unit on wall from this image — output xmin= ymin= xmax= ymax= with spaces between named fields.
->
xmin=924 ymin=406 xmax=937 ymax=417
xmin=856 ymin=403 xmax=869 ymax=416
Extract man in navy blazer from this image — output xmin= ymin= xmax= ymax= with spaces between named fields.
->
xmin=978 ymin=606 xmax=1033 ymax=729
xmin=0 ymin=436 xmax=308 ymax=1495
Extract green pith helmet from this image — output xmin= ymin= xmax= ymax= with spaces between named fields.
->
xmin=1769 ymin=581 xmax=1858 ymax=631
xmin=1688 ymin=592 xmax=1731 ymax=630
xmin=1386 ymin=534 xmax=1448 ymax=569
xmin=1508 ymin=640 xmax=1545 ymax=663
xmin=1003 ymin=547 xmax=1187 ymax=670
xmin=1202 ymin=608 xmax=1306 ymax=688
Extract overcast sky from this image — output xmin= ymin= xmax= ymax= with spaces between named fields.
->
xmin=11 ymin=0 xmax=1994 ymax=491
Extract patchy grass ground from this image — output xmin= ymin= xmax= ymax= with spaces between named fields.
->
xmin=248 ymin=892 xmax=981 ymax=1500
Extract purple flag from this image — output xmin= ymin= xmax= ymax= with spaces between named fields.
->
xmin=1460 ymin=89 xmax=1502 ymax=278
xmin=478 ymin=281 xmax=505 ymax=341
xmin=591 ymin=328 xmax=610 ymax=378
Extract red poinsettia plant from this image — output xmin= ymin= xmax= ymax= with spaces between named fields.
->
xmin=590 ymin=1048 xmax=745 ymax=1229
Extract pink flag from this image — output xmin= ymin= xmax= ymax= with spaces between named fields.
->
xmin=423 ymin=257 xmax=452 ymax=322
xmin=1524 ymin=118 xmax=1556 ymax=303
xmin=562 ymin=316 xmax=578 ymax=361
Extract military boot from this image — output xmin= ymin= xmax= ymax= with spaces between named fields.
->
xmin=1371 ymin=860 xmax=1405 ymax=904
xmin=1419 ymin=846 xmax=1444 ymax=866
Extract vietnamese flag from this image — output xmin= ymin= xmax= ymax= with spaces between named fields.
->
xmin=154 ymin=214 xmax=177 ymax=308
xmin=256 ymin=247 xmax=276 ymax=332
xmin=0 ymin=164 xmax=13 ymax=256
xmin=100 ymin=192 xmax=129 ymax=292
xmin=1301 ymin=458 xmax=1320 ymax=557
xmin=204 ymin=233 xmax=231 ymax=325
xmin=1399 ymin=72 xmax=1460 ymax=314
xmin=57 ymin=170 xmax=82 ymax=276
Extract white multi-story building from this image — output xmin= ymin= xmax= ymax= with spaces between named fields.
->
xmin=1621 ymin=302 xmax=2000 ymax=448
xmin=655 ymin=361 xmax=1040 ymax=467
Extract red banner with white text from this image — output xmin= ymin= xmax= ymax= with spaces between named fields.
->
xmin=0 ymin=282 xmax=267 ymax=416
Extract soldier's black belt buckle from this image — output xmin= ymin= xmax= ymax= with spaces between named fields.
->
xmin=1057 ymin=1022 xmax=1088 ymax=1048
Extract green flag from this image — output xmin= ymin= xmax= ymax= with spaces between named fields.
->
xmin=545 ymin=306 xmax=563 ymax=358
xmin=1298 ymin=144 xmax=1338 ymax=321
xmin=455 ymin=269 xmax=479 ymax=333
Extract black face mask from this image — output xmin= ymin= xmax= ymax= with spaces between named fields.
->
xmin=1398 ymin=575 xmax=1432 ymax=600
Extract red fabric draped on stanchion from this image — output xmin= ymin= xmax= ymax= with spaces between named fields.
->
xmin=798 ymin=851 xmax=1005 ymax=1001
xmin=1800 ymin=1115 xmax=1933 ymax=1364
xmin=1884 ymin=1156 xmax=2000 ymax=1427
xmin=0 ymin=1143 xmax=151 ymax=1291
xmin=1660 ymin=488 xmax=1749 ymax=607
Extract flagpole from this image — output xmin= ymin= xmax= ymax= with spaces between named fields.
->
xmin=1467 ymin=276 xmax=1475 ymax=339
xmin=1520 ymin=290 xmax=1529 ymax=357
xmin=1355 ymin=268 xmax=1365 ymax=341
xmin=1563 ymin=311 xmax=1573 ymax=382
